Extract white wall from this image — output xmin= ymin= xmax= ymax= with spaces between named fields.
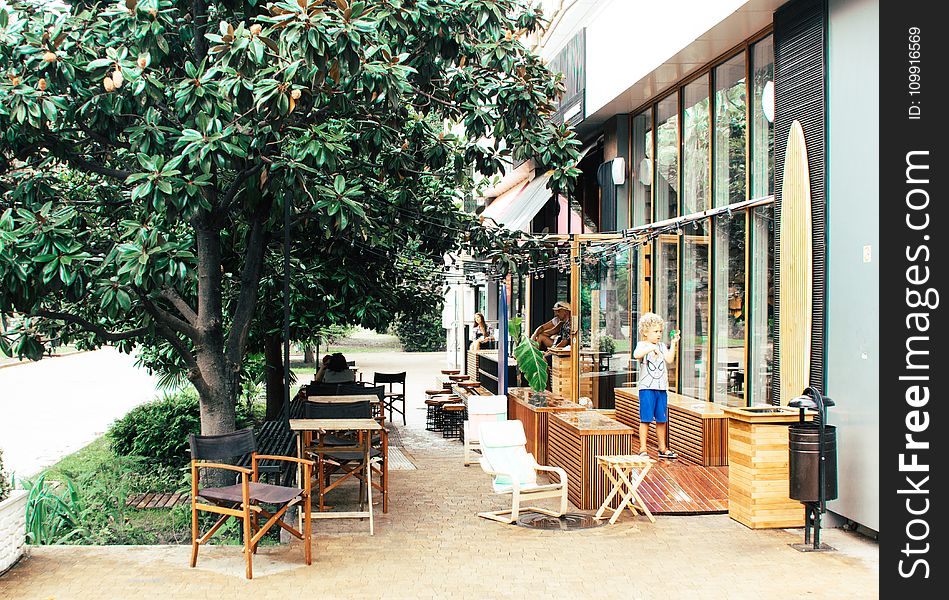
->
xmin=826 ymin=0 xmax=879 ymax=533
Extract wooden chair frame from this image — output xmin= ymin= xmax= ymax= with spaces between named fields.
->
xmin=478 ymin=460 xmax=569 ymax=524
xmin=189 ymin=442 xmax=314 ymax=580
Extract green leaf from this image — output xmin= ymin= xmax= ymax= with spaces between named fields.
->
xmin=512 ymin=337 xmax=548 ymax=393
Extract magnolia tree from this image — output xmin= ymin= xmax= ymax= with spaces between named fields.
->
xmin=0 ymin=0 xmax=579 ymax=435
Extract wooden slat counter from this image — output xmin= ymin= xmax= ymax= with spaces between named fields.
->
xmin=546 ymin=411 xmax=638 ymax=510
xmin=614 ymin=388 xmax=729 ymax=466
xmin=722 ymin=406 xmax=813 ymax=529
xmin=507 ymin=387 xmax=585 ymax=466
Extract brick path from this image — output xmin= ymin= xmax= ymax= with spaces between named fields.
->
xmin=0 ymin=351 xmax=879 ymax=599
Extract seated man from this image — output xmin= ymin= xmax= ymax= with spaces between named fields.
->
xmin=530 ymin=301 xmax=571 ymax=351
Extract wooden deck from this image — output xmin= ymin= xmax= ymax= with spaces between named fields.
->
xmin=632 ymin=439 xmax=729 ymax=515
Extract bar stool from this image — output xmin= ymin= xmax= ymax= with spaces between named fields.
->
xmin=441 ymin=403 xmax=467 ymax=439
xmin=427 ymin=395 xmax=457 ymax=431
xmin=441 ymin=369 xmax=460 ymax=375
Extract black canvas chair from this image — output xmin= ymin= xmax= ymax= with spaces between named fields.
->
xmin=303 ymin=400 xmax=388 ymax=513
xmin=306 ymin=382 xmax=386 ymax=424
xmin=373 ymin=372 xmax=407 ymax=425
xmin=188 ymin=428 xmax=313 ymax=579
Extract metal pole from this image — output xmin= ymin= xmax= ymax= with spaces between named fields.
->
xmin=282 ymin=189 xmax=292 ymax=424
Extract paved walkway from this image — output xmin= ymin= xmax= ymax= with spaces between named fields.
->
xmin=0 ymin=350 xmax=879 ymax=599
xmin=0 ymin=348 xmax=159 ymax=478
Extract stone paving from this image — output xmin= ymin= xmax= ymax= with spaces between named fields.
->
xmin=0 ymin=351 xmax=880 ymax=599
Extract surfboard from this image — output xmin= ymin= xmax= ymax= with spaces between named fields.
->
xmin=778 ymin=120 xmax=812 ymax=405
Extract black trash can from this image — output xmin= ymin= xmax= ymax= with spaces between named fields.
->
xmin=788 ymin=423 xmax=838 ymax=503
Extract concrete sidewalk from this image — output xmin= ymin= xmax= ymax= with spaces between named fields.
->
xmin=0 ymin=350 xmax=879 ymax=599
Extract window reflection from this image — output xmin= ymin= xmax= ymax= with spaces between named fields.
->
xmin=680 ymin=76 xmax=710 ymax=400
xmin=712 ymin=54 xmax=747 ymax=405
xmin=655 ymin=94 xmax=678 ymax=221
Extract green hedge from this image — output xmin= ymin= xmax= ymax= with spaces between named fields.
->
xmin=108 ymin=389 xmax=258 ymax=468
xmin=394 ymin=309 xmax=446 ymax=352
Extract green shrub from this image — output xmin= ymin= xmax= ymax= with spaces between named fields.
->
xmin=393 ymin=308 xmax=446 ymax=352
xmin=108 ymin=389 xmax=259 ymax=468
xmin=0 ymin=448 xmax=12 ymax=502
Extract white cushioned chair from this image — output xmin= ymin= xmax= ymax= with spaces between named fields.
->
xmin=477 ymin=420 xmax=568 ymax=524
xmin=463 ymin=395 xmax=508 ymax=466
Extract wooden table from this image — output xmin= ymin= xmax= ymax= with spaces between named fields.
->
xmin=507 ymin=387 xmax=585 ymax=466
xmin=722 ymin=406 xmax=814 ymax=529
xmin=289 ymin=418 xmax=385 ymax=534
xmin=614 ymin=388 xmax=729 ymax=466
xmin=546 ymin=411 xmax=638 ymax=510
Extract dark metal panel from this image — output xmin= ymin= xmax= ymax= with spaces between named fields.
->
xmin=772 ymin=0 xmax=827 ymax=404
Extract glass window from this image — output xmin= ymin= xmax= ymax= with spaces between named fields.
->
xmin=712 ymin=213 xmax=746 ymax=405
xmin=714 ymin=54 xmax=747 ymax=208
xmin=682 ymin=75 xmax=710 ymax=214
xmin=751 ymin=35 xmax=774 ymax=199
xmin=711 ymin=54 xmax=747 ymax=405
xmin=655 ymin=94 xmax=679 ymax=221
xmin=578 ymin=245 xmax=632 ymax=409
xmin=749 ymin=35 xmax=774 ymax=405
xmin=679 ymin=76 xmax=710 ymax=400
xmin=653 ymin=234 xmax=678 ymax=392
xmin=631 ymin=109 xmax=653 ymax=227
xmin=749 ymin=205 xmax=774 ymax=404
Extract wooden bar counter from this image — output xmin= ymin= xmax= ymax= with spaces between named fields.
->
xmin=722 ymin=406 xmax=813 ymax=529
xmin=507 ymin=387 xmax=585 ymax=466
xmin=614 ymin=388 xmax=729 ymax=466
xmin=546 ymin=411 xmax=638 ymax=510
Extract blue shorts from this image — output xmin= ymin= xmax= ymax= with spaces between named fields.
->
xmin=638 ymin=389 xmax=668 ymax=423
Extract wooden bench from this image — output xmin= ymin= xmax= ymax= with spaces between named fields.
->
xmin=614 ymin=388 xmax=729 ymax=466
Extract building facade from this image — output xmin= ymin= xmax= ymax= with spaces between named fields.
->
xmin=468 ymin=0 xmax=878 ymax=533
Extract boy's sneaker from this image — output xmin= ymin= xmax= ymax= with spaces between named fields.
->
xmin=637 ymin=451 xmax=649 ymax=458
xmin=658 ymin=449 xmax=678 ymax=459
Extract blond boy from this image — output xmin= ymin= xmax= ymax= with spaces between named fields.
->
xmin=632 ymin=312 xmax=680 ymax=459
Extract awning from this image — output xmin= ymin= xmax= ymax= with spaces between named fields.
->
xmin=479 ymin=142 xmax=596 ymax=232
xmin=480 ymin=170 xmax=554 ymax=232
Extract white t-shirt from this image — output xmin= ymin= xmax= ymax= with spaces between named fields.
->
xmin=635 ymin=341 xmax=669 ymax=390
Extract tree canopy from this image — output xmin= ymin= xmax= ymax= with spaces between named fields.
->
xmin=0 ymin=0 xmax=579 ymax=434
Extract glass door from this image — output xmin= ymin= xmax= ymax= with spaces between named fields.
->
xmin=577 ymin=241 xmax=634 ymax=409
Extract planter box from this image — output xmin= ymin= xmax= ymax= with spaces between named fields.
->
xmin=0 ymin=489 xmax=28 ymax=575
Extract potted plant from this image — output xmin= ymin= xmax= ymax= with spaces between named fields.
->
xmin=0 ymin=449 xmax=28 ymax=575
xmin=597 ymin=334 xmax=616 ymax=356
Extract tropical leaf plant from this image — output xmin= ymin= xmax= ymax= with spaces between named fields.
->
xmin=512 ymin=336 xmax=548 ymax=393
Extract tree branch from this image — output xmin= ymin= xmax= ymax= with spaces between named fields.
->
xmin=193 ymin=0 xmax=209 ymax=61
xmin=220 ymin=163 xmax=263 ymax=213
xmin=149 ymin=312 xmax=211 ymax=400
xmin=39 ymin=138 xmax=132 ymax=182
xmin=225 ymin=199 xmax=272 ymax=364
xmin=159 ymin=286 xmax=198 ymax=326
xmin=77 ymin=123 xmax=131 ymax=151
xmin=142 ymin=297 xmax=201 ymax=341
xmin=32 ymin=310 xmax=148 ymax=342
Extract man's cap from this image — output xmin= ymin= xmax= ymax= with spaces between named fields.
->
xmin=552 ymin=301 xmax=571 ymax=312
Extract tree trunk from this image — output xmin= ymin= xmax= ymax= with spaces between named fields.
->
xmin=303 ymin=344 xmax=315 ymax=365
xmin=264 ymin=333 xmax=285 ymax=420
xmin=195 ymin=352 xmax=238 ymax=436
